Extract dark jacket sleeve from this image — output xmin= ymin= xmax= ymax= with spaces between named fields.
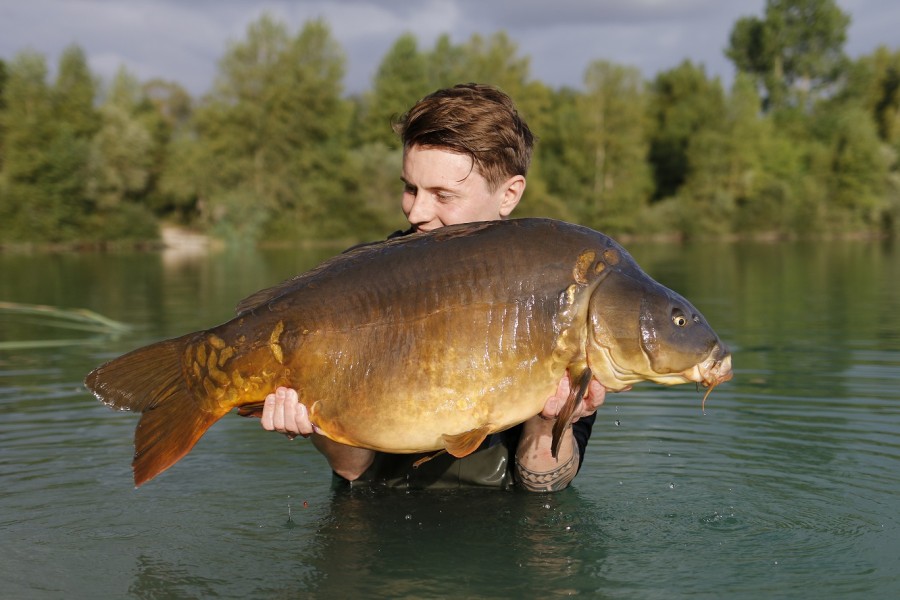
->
xmin=572 ymin=412 xmax=596 ymax=473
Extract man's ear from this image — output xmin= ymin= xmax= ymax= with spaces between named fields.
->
xmin=498 ymin=175 xmax=526 ymax=217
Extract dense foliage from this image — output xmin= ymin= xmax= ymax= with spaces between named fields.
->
xmin=1 ymin=1 xmax=898 ymax=246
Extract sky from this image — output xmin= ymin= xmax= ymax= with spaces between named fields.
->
xmin=1 ymin=0 xmax=897 ymax=98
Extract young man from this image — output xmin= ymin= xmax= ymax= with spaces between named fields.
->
xmin=261 ymin=84 xmax=605 ymax=491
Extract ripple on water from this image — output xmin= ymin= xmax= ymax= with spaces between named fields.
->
xmin=2 ymin=242 xmax=899 ymax=598
xmin=578 ymin=374 xmax=899 ymax=594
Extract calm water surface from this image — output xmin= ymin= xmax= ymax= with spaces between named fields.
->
xmin=1 ymin=239 xmax=898 ymax=599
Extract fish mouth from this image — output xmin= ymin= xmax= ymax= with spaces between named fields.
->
xmin=589 ymin=343 xmax=733 ymax=391
xmin=680 ymin=348 xmax=733 ymax=388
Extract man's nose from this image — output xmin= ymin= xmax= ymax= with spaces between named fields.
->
xmin=407 ymin=192 xmax=436 ymax=227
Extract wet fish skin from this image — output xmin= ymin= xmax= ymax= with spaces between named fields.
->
xmin=85 ymin=218 xmax=733 ymax=486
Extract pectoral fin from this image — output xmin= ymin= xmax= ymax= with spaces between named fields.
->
xmin=551 ymin=367 xmax=593 ymax=458
xmin=442 ymin=425 xmax=491 ymax=458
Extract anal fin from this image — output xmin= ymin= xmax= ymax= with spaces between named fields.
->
xmin=442 ymin=425 xmax=491 ymax=458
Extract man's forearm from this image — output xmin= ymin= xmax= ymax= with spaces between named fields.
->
xmin=310 ymin=434 xmax=375 ymax=481
xmin=514 ymin=416 xmax=579 ymax=492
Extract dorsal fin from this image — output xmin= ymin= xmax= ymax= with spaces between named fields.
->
xmin=234 ymin=241 xmax=386 ymax=316
xmin=235 ymin=278 xmax=300 ymax=316
xmin=234 ymin=223 xmax=497 ymax=316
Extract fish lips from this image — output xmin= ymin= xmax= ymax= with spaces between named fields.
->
xmin=680 ymin=348 xmax=733 ymax=388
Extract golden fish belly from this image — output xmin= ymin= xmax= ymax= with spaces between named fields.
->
xmin=283 ymin=298 xmax=571 ymax=452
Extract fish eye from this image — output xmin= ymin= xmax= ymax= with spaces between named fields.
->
xmin=672 ymin=313 xmax=687 ymax=327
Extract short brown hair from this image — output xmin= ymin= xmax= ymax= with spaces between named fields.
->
xmin=392 ymin=83 xmax=534 ymax=191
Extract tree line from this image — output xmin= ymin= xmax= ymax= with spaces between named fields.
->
xmin=1 ymin=0 xmax=898 ymax=247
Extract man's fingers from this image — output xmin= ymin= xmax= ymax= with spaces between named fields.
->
xmin=271 ymin=387 xmax=288 ymax=431
xmin=286 ymin=389 xmax=312 ymax=436
xmin=261 ymin=387 xmax=313 ymax=437
xmin=540 ymin=376 xmax=567 ymax=419
xmin=585 ymin=381 xmax=606 ymax=410
xmin=261 ymin=393 xmax=277 ymax=430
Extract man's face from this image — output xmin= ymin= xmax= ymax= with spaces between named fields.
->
xmin=400 ymin=145 xmax=523 ymax=232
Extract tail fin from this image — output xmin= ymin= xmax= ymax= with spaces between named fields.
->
xmin=85 ymin=334 xmax=229 ymax=487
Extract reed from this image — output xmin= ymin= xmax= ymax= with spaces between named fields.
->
xmin=0 ymin=302 xmax=131 ymax=350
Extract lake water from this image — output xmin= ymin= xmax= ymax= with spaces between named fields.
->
xmin=1 ymin=238 xmax=898 ymax=599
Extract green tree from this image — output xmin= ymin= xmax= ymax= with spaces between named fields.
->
xmin=342 ymin=143 xmax=408 ymax=238
xmin=721 ymin=74 xmax=798 ymax=234
xmin=0 ymin=49 xmax=156 ymax=244
xmin=647 ymin=61 xmax=726 ymax=202
xmin=817 ymin=105 xmax=889 ymax=229
xmin=424 ymin=32 xmax=542 ymax=119
xmin=577 ymin=61 xmax=652 ymax=231
xmin=832 ymin=47 xmax=900 ymax=234
xmin=53 ymin=45 xmax=99 ymax=139
xmin=87 ymin=67 xmax=156 ymax=210
xmin=458 ymin=32 xmax=532 ymax=98
xmin=267 ymin=18 xmax=356 ymax=239
xmin=842 ymin=46 xmax=900 ymax=146
xmin=0 ymin=52 xmax=68 ymax=241
xmin=0 ymin=58 xmax=9 ymax=172
xmin=427 ymin=34 xmax=468 ymax=89
xmin=358 ymin=33 xmax=430 ymax=148
xmin=142 ymin=78 xmax=194 ymax=221
xmin=516 ymin=87 xmax=582 ymax=223
xmin=458 ymin=32 xmax=556 ymax=146
xmin=726 ymin=0 xmax=850 ymax=111
xmin=198 ymin=12 xmax=296 ymax=240
xmin=668 ymin=75 xmax=772 ymax=236
xmin=185 ymin=15 xmax=354 ymax=242
xmin=46 ymin=45 xmax=103 ymax=240
xmin=346 ymin=33 xmax=442 ymax=238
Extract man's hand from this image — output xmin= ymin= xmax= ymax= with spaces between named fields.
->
xmin=260 ymin=387 xmax=317 ymax=439
xmin=514 ymin=373 xmax=607 ymax=492
xmin=540 ymin=373 xmax=606 ymax=422
xmin=260 ymin=386 xmax=375 ymax=479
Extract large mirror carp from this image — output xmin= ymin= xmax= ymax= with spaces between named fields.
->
xmin=85 ymin=218 xmax=733 ymax=486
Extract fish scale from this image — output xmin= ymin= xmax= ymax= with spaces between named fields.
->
xmin=85 ymin=218 xmax=732 ymax=486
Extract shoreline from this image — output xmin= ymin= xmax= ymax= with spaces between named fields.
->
xmin=0 ymin=226 xmax=892 ymax=254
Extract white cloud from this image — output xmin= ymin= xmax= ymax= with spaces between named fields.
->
xmin=0 ymin=0 xmax=895 ymax=97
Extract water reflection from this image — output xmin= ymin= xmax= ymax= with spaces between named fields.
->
xmin=129 ymin=554 xmax=220 ymax=599
xmin=289 ymin=486 xmax=606 ymax=598
xmin=1 ymin=239 xmax=898 ymax=598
